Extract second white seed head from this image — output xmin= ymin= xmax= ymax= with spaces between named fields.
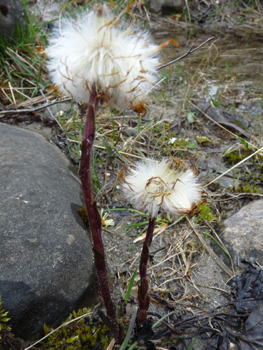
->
xmin=121 ymin=158 xmax=202 ymax=218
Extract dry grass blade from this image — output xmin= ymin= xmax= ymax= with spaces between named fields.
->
xmin=133 ymin=224 xmax=168 ymax=243
xmin=1 ymin=88 xmax=13 ymax=104
xmin=14 ymin=91 xmax=55 ymax=109
xmin=196 ymin=284 xmax=230 ymax=294
xmin=204 ymin=219 xmax=235 ymax=276
xmin=8 ymin=81 xmax=16 ymax=105
xmin=24 ymin=311 xmax=93 ymax=350
xmin=206 ymin=145 xmax=263 ymax=187
xmin=6 ymin=47 xmax=39 ymax=76
xmin=106 ymin=339 xmax=116 ymax=350
xmin=94 ymin=144 xmax=142 ymax=160
xmin=189 ymin=100 xmax=257 ymax=149
xmin=186 ymin=217 xmax=234 ymax=277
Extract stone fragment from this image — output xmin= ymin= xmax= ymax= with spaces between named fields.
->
xmin=221 ymin=200 xmax=263 ymax=267
xmin=0 ymin=123 xmax=97 ymax=339
xmin=145 ymin=0 xmax=184 ymax=14
xmin=191 ymin=103 xmax=249 ymax=128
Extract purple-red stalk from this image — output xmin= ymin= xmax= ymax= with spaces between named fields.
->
xmin=137 ymin=216 xmax=156 ymax=324
xmin=79 ymin=88 xmax=122 ymax=343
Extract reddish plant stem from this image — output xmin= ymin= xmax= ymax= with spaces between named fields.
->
xmin=79 ymin=90 xmax=122 ymax=343
xmin=137 ymin=216 xmax=156 ymax=324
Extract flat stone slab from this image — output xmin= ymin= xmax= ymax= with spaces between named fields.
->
xmin=221 ymin=200 xmax=263 ymax=266
xmin=146 ymin=0 xmax=184 ymax=14
xmin=0 ymin=123 xmax=96 ymax=339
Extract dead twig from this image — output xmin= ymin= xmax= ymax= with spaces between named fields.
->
xmin=0 ymin=97 xmax=72 ymax=115
xmin=158 ymin=36 xmax=214 ymax=70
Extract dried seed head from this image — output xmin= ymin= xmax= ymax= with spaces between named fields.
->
xmin=46 ymin=4 xmax=166 ymax=111
xmin=121 ymin=158 xmax=202 ymax=218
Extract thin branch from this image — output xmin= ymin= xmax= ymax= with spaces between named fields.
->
xmin=184 ymin=0 xmax=191 ymax=23
xmin=0 ymin=97 xmax=72 ymax=114
xmin=158 ymin=36 xmax=215 ymax=70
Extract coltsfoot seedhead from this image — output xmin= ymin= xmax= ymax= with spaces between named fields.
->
xmin=121 ymin=158 xmax=202 ymax=218
xmin=46 ymin=4 xmax=169 ymax=112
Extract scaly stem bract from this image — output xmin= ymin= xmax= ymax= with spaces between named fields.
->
xmin=79 ymin=88 xmax=122 ymax=343
xmin=137 ymin=216 xmax=156 ymax=324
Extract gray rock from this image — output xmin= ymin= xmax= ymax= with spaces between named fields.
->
xmin=0 ymin=0 xmax=28 ymax=44
xmin=247 ymin=101 xmax=262 ymax=117
xmin=192 ymin=103 xmax=250 ymax=129
xmin=123 ymin=127 xmax=138 ymax=137
xmin=145 ymin=0 xmax=184 ymax=14
xmin=0 ymin=123 xmax=97 ymax=339
xmin=221 ymin=200 xmax=263 ymax=267
xmin=42 ymin=102 xmax=72 ymax=121
xmin=207 ymin=106 xmax=249 ymax=129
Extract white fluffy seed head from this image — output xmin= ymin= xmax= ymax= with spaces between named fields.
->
xmin=121 ymin=158 xmax=202 ymax=218
xmin=46 ymin=4 xmax=167 ymax=110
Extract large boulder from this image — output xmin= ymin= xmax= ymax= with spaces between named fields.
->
xmin=0 ymin=123 xmax=97 ymax=339
xmin=145 ymin=0 xmax=184 ymax=14
xmin=0 ymin=0 xmax=28 ymax=44
xmin=221 ymin=200 xmax=263 ymax=266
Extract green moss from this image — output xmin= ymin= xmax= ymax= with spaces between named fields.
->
xmin=224 ymin=150 xmax=263 ymax=166
xmin=196 ymin=203 xmax=216 ymax=223
xmin=159 ymin=292 xmax=169 ymax=299
xmin=195 ymin=135 xmax=212 ymax=145
xmin=0 ymin=297 xmax=11 ymax=339
xmin=224 ymin=151 xmax=263 ymax=195
xmin=161 ymin=135 xmax=196 ymax=156
xmin=77 ymin=207 xmax=89 ymax=226
xmin=163 ymin=122 xmax=170 ymax=130
xmin=41 ymin=308 xmax=112 ymax=350
xmin=241 ymin=184 xmax=253 ymax=193
xmin=208 ymin=181 xmax=220 ymax=192
xmin=237 ymin=183 xmax=263 ymax=194
xmin=224 ymin=151 xmax=249 ymax=165
xmin=153 ymin=124 xmax=160 ymax=133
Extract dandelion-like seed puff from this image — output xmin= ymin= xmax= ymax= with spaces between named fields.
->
xmin=122 ymin=158 xmax=202 ymax=323
xmin=46 ymin=4 xmax=169 ymax=111
xmin=45 ymin=4 xmax=177 ymax=334
xmin=122 ymin=158 xmax=202 ymax=218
